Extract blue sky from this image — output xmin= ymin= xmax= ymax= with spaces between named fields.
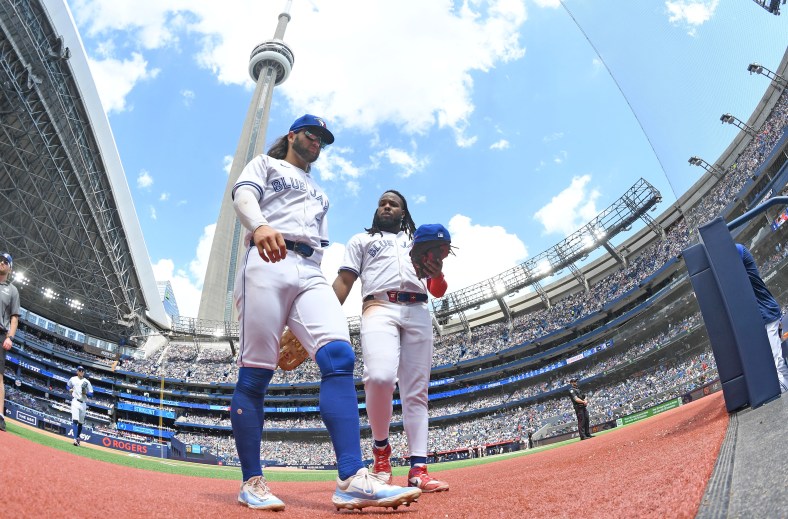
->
xmin=66 ymin=0 xmax=787 ymax=318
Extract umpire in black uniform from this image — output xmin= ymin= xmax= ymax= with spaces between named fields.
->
xmin=569 ymin=378 xmax=594 ymax=440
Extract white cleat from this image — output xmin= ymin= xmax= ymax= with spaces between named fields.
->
xmin=332 ymin=467 xmax=421 ymax=511
xmin=237 ymin=475 xmax=285 ymax=511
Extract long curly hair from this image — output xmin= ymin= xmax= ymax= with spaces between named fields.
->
xmin=267 ymin=133 xmax=311 ymax=172
xmin=365 ymin=189 xmax=417 ymax=238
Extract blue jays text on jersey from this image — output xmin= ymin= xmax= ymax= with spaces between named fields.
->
xmin=270 ymin=175 xmax=329 ymax=213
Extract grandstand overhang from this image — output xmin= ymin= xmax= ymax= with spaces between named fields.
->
xmin=0 ymin=0 xmax=169 ymax=340
xmin=431 ymin=178 xmax=662 ymax=318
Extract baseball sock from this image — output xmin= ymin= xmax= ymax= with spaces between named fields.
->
xmin=72 ymin=420 xmax=79 ymax=439
xmin=77 ymin=422 xmax=83 ymax=437
xmin=316 ymin=341 xmax=363 ymax=481
xmin=410 ymin=456 xmax=427 ymax=468
xmin=374 ymin=439 xmax=389 ymax=449
xmin=230 ymin=366 xmax=273 ymax=482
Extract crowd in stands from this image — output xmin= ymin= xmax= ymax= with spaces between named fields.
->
xmin=170 ymin=345 xmax=717 ymax=466
xmin=685 ymin=91 xmax=788 ymax=233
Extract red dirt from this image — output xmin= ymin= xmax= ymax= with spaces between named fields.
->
xmin=0 ymin=393 xmax=727 ymax=518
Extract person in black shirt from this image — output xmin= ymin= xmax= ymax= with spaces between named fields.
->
xmin=569 ymin=378 xmax=594 ymax=440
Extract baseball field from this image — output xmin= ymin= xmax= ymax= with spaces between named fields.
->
xmin=0 ymin=391 xmax=727 ymax=518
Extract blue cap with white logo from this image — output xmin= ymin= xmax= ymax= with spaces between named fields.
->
xmin=289 ymin=114 xmax=335 ymax=145
xmin=0 ymin=252 xmax=12 ymax=269
xmin=413 ymin=224 xmax=451 ymax=244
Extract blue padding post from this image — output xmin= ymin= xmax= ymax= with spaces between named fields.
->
xmin=690 ymin=217 xmax=780 ymax=409
xmin=684 ymin=243 xmax=748 ymax=411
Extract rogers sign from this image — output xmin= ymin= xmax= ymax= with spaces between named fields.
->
xmin=101 ymin=436 xmax=149 ymax=454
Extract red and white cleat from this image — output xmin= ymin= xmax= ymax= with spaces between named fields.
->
xmin=408 ymin=465 xmax=449 ymax=493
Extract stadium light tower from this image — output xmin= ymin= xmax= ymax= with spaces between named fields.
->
xmin=688 ymin=156 xmax=724 ymax=178
xmin=199 ymin=2 xmax=295 ymax=322
xmin=747 ymin=62 xmax=788 ymax=88
xmin=720 ymin=113 xmax=757 ymax=137
xmin=750 ymin=0 xmax=783 ymax=15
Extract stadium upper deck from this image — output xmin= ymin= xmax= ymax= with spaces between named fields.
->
xmin=0 ymin=0 xmax=168 ymax=342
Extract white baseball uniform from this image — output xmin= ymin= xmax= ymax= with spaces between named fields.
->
xmin=232 ymin=154 xmax=350 ymax=369
xmin=340 ymin=230 xmax=433 ymax=458
xmin=67 ymin=375 xmax=93 ymax=423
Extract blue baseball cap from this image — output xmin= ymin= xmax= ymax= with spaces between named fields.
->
xmin=0 ymin=253 xmax=12 ymax=268
xmin=77 ymin=365 xmax=85 ymax=371
xmin=414 ymin=224 xmax=451 ymax=244
xmin=289 ymin=114 xmax=335 ymax=145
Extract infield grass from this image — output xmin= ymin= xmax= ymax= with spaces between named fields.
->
xmin=6 ymin=419 xmax=574 ymax=482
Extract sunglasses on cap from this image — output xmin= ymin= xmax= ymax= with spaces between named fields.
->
xmin=300 ymin=129 xmax=328 ymax=149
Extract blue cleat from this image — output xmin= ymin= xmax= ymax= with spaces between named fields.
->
xmin=332 ymin=467 xmax=421 ymax=511
xmin=238 ymin=476 xmax=285 ymax=511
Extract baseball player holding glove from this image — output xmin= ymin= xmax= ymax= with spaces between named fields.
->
xmin=332 ymin=190 xmax=450 ymax=493
xmin=66 ymin=365 xmax=93 ymax=446
xmin=229 ymin=115 xmax=420 ymax=511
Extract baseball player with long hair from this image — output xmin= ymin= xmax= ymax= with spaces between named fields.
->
xmin=332 ymin=190 xmax=449 ymax=492
xmin=229 ymin=115 xmax=421 ymax=511
xmin=66 ymin=365 xmax=93 ymax=446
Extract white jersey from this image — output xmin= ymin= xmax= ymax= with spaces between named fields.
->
xmin=340 ymin=231 xmax=427 ymax=298
xmin=67 ymin=376 xmax=93 ymax=403
xmin=233 ymin=154 xmax=330 ymax=263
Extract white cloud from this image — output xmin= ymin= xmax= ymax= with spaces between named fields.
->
xmin=150 ymin=223 xmax=215 ymax=319
xmin=87 ymin=52 xmax=158 ymax=113
xmin=443 ymin=215 xmax=529 ymax=289
xmin=73 ymin=0 xmax=527 ymax=145
xmin=181 ymin=89 xmax=195 ymax=106
xmin=317 ymin=149 xmax=362 ymax=183
xmin=665 ymin=0 xmax=719 ymax=33
xmin=533 ymin=175 xmax=601 ymax=236
xmin=159 ymin=192 xmax=170 ymax=201
xmin=553 ymin=150 xmax=568 ymax=164
xmin=149 ymin=206 xmax=157 ymax=220
xmin=189 ymin=223 xmax=216 ymax=286
xmin=490 ymin=139 xmax=510 ymax=150
xmin=542 ymin=132 xmax=564 ymax=142
xmin=532 ymin=0 xmax=561 ymax=7
xmin=347 ymin=180 xmax=361 ymax=197
xmin=223 ymin=155 xmax=234 ymax=175
xmin=413 ymin=195 xmax=427 ymax=204
xmin=70 ymin=0 xmax=189 ymax=49
xmin=377 ymin=148 xmax=429 ymax=178
xmin=137 ymin=170 xmax=153 ymax=188
xmin=152 ymin=259 xmax=202 ymax=320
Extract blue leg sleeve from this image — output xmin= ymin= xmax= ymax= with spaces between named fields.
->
xmin=316 ymin=341 xmax=364 ymax=480
xmin=72 ymin=420 xmax=79 ymax=439
xmin=230 ymin=367 xmax=273 ymax=482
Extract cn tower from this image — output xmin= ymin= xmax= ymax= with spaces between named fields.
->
xmin=198 ymin=3 xmax=294 ymax=322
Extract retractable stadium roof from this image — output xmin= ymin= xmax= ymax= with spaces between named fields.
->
xmin=0 ymin=0 xmax=169 ymax=341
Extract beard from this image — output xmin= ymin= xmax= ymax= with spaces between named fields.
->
xmin=376 ymin=213 xmax=401 ymax=233
xmin=292 ymin=136 xmax=320 ymax=165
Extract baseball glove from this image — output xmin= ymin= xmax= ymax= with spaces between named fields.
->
xmin=410 ymin=223 xmax=453 ymax=279
xmin=81 ymin=380 xmax=88 ymax=398
xmin=278 ymin=328 xmax=309 ymax=371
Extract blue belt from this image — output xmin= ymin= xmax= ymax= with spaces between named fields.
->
xmin=249 ymin=239 xmax=314 ymax=257
xmin=285 ymin=240 xmax=314 ymax=257
xmin=364 ymin=291 xmax=428 ymax=303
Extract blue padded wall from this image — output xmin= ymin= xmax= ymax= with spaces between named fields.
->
xmin=683 ymin=217 xmax=780 ymax=411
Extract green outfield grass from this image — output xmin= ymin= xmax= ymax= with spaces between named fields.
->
xmin=6 ymin=420 xmax=573 ymax=482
